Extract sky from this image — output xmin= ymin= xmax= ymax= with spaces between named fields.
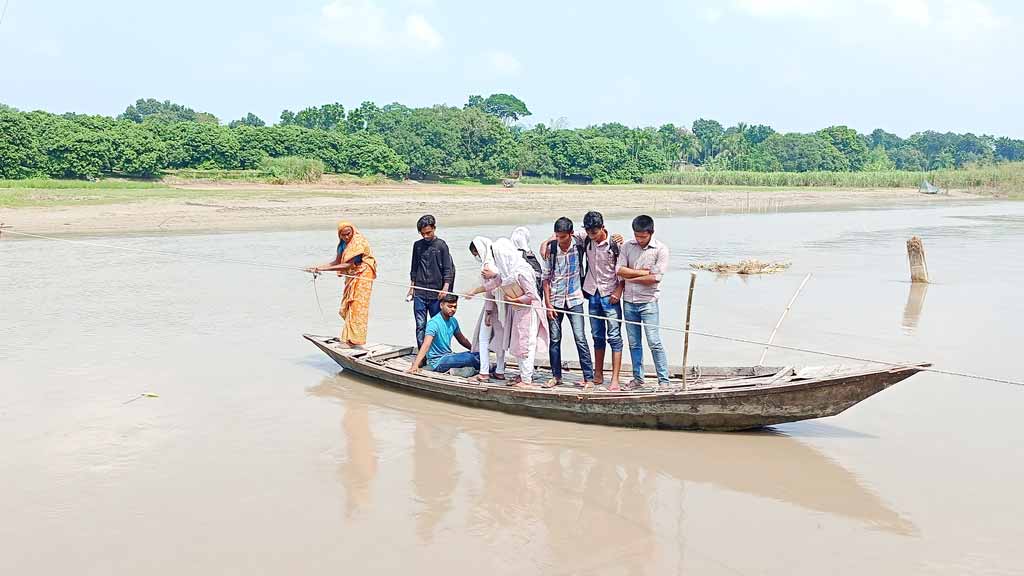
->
xmin=1 ymin=0 xmax=1021 ymax=137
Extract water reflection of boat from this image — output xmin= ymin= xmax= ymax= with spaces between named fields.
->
xmin=309 ymin=375 xmax=916 ymax=541
xmin=304 ymin=335 xmax=928 ymax=431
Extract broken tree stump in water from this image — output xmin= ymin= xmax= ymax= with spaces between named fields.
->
xmin=907 ymin=236 xmax=929 ymax=283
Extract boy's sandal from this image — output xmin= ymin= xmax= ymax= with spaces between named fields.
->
xmin=543 ymin=378 xmax=560 ymax=389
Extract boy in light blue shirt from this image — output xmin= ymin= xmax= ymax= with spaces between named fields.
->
xmin=407 ymin=294 xmax=480 ymax=374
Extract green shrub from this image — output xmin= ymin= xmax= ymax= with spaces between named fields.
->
xmin=259 ymin=156 xmax=324 ymax=184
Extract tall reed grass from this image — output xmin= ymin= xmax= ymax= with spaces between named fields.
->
xmin=642 ymin=163 xmax=1024 ymax=192
xmin=259 ymin=156 xmax=325 ymax=184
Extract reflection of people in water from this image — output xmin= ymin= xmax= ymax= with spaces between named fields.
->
xmin=542 ymin=446 xmax=657 ymax=574
xmin=412 ymin=422 xmax=459 ymax=543
xmin=339 ymin=403 xmax=378 ymax=518
xmin=309 ymin=375 xmax=915 ymax=572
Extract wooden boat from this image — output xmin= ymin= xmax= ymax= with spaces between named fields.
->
xmin=304 ymin=334 xmax=928 ymax=431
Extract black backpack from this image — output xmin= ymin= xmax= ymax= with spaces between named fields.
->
xmin=520 ymin=250 xmax=544 ymax=294
xmin=546 ymin=236 xmax=619 ymax=291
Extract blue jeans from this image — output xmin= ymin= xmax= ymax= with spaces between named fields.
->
xmin=429 ymin=351 xmax=480 ymax=373
xmin=414 ymin=295 xmax=441 ymax=348
xmin=623 ymin=301 xmax=670 ymax=384
xmin=548 ymin=302 xmax=594 ymax=381
xmin=588 ymin=292 xmax=623 ymax=353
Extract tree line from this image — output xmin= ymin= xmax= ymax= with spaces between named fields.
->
xmin=2 ymin=96 xmax=1023 ymax=182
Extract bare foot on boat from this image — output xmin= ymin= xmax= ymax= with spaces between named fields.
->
xmin=491 ymin=372 xmax=506 ymax=381
xmin=543 ymin=378 xmax=560 ymax=389
xmin=473 ymin=374 xmax=490 ymax=383
xmin=338 ymin=341 xmax=362 ymax=349
xmin=607 ymin=383 xmax=621 ymax=391
xmin=593 ymin=369 xmax=604 ymax=386
xmin=582 ymin=381 xmax=595 ymax=391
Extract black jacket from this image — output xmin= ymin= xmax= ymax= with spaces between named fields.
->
xmin=410 ymin=237 xmax=455 ymax=298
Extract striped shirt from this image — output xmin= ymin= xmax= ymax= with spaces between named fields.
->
xmin=544 ymin=237 xmax=585 ymax=308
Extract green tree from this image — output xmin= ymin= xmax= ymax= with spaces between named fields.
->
xmin=346 ymin=132 xmax=408 ymax=178
xmin=119 ymin=98 xmax=217 ymax=124
xmin=744 ymin=124 xmax=776 ymax=146
xmin=47 ymin=129 xmax=116 ymax=179
xmin=157 ymin=122 xmax=241 ymax=169
xmin=761 ymin=133 xmax=849 ymax=172
xmin=108 ymin=122 xmax=166 ymax=177
xmin=691 ymin=118 xmax=724 ymax=164
xmin=816 ymin=126 xmax=868 ymax=171
xmin=478 ymin=94 xmax=531 ymax=125
xmin=345 ymin=101 xmax=382 ymax=133
xmin=995 ymin=137 xmax=1024 ymax=162
xmin=954 ymin=133 xmax=994 ymax=166
xmin=890 ymin=146 xmax=927 ymax=171
xmin=292 ymin=103 xmax=346 ymax=131
xmin=228 ymin=112 xmax=266 ymax=128
xmin=862 ymin=146 xmax=895 ymax=172
xmin=0 ymin=109 xmax=44 ymax=178
xmin=869 ymin=129 xmax=903 ymax=150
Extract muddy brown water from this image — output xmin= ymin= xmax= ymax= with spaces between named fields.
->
xmin=2 ymin=202 xmax=1023 ymax=575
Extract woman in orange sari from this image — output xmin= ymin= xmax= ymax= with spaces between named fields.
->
xmin=307 ymin=222 xmax=377 ymax=347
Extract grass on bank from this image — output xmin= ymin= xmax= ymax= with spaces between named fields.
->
xmin=642 ymin=163 xmax=1024 ymax=192
xmin=0 ymin=178 xmax=166 ymax=190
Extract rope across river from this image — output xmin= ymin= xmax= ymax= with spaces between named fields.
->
xmin=4 ymin=228 xmax=1022 ymax=388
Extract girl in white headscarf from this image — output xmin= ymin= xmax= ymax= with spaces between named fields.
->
xmin=490 ymin=238 xmax=549 ymax=386
xmin=510 ymin=226 xmax=544 ymax=293
xmin=465 ymin=236 xmax=506 ymax=382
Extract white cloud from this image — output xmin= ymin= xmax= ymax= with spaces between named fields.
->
xmin=405 ymin=13 xmax=443 ymax=50
xmin=937 ymin=0 xmax=1000 ymax=36
xmin=880 ymin=0 xmax=931 ymax=27
xmin=319 ymin=0 xmax=443 ymax=52
xmin=733 ymin=0 xmax=839 ymax=19
xmin=732 ymin=0 xmax=1000 ymax=29
xmin=485 ymin=51 xmax=522 ymax=76
xmin=320 ymin=0 xmax=387 ymax=48
xmin=702 ymin=6 xmax=723 ymax=23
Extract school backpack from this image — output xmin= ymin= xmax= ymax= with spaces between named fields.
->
xmin=520 ymin=250 xmax=544 ymax=295
xmin=546 ymin=236 xmax=619 ymax=291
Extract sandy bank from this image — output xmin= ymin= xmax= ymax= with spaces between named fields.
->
xmin=0 ymin=181 xmax=985 ymax=236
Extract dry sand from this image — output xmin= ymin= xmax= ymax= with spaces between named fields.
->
xmin=0 ymin=180 xmax=983 ymax=236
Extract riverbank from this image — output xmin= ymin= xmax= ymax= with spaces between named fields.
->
xmin=0 ymin=178 xmax=987 ymax=235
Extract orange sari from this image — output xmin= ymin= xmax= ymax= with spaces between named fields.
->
xmin=337 ymin=221 xmax=377 ymax=345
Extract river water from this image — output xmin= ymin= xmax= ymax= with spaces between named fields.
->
xmin=2 ymin=201 xmax=1022 ymax=575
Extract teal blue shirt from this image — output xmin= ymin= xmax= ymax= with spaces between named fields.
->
xmin=425 ymin=314 xmax=460 ymax=369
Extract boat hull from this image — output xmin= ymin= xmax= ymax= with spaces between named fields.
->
xmin=304 ymin=335 xmax=924 ymax=431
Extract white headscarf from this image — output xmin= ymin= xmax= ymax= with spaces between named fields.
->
xmin=492 ymin=237 xmax=533 ymax=287
xmin=510 ymin=226 xmax=532 ymax=253
xmin=470 ymin=236 xmax=495 ymax=269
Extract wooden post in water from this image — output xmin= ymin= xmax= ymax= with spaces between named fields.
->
xmin=681 ymin=272 xmax=697 ymax=390
xmin=907 ymin=236 xmax=929 ymax=283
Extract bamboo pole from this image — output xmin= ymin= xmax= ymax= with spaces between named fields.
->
xmin=682 ymin=272 xmax=697 ymax=390
xmin=759 ymin=273 xmax=812 ymax=366
xmin=907 ymin=236 xmax=929 ymax=283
